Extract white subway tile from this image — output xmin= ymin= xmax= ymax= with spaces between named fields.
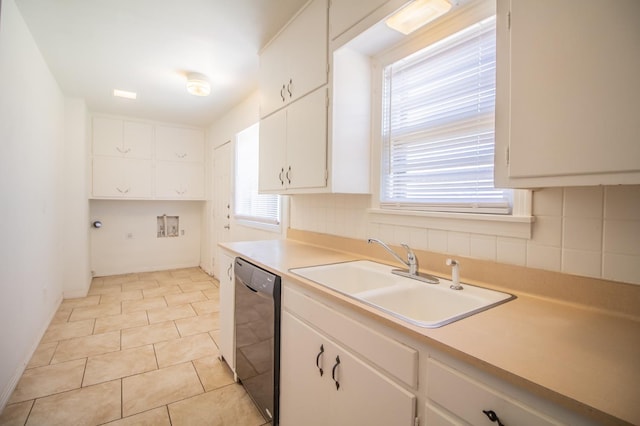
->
xmin=603 ymin=253 xmax=640 ymax=285
xmin=604 ymin=220 xmax=640 ymax=256
xmin=532 ymin=188 xmax=563 ymax=216
xmin=531 ymin=216 xmax=563 ymax=247
xmin=604 ymin=185 xmax=640 ymax=220
xmin=447 ymin=232 xmax=470 ymax=257
xmin=562 ymin=248 xmax=602 ymax=279
xmin=562 ymin=217 xmax=602 ymax=251
xmin=496 ymin=237 xmax=527 ymax=266
xmin=409 ymin=228 xmax=429 ymax=251
xmin=428 ymin=229 xmax=448 ymax=253
xmin=526 ymin=243 xmax=561 ymax=272
xmin=469 ymin=235 xmax=497 ymax=261
xmin=563 ymin=187 xmax=603 ymax=218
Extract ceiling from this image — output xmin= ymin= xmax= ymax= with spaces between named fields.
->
xmin=16 ymin=0 xmax=309 ymax=127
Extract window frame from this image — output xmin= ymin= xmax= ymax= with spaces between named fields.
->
xmin=368 ymin=0 xmax=533 ymax=239
xmin=233 ymin=122 xmax=282 ymax=232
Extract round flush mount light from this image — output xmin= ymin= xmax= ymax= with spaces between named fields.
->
xmin=186 ymin=72 xmax=211 ymax=96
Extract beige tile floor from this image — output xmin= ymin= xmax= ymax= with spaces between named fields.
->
xmin=0 ymin=268 xmax=268 ymax=426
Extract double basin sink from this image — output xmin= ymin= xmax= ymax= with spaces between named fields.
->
xmin=290 ymin=260 xmax=514 ymax=328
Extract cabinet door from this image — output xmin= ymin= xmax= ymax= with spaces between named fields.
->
xmin=156 ymin=126 xmax=204 ymax=161
xmin=259 ymin=35 xmax=288 ymax=118
xmin=495 ymin=0 xmax=640 ymax=187
xmin=259 ymin=0 xmax=328 ymax=118
xmin=280 ymin=311 xmax=416 ymax=426
xmin=279 ymin=311 xmax=330 ymax=426
xmin=92 ymin=117 xmax=123 ymax=157
xmin=122 ymin=121 xmax=153 ymax=159
xmin=286 ymin=0 xmax=328 ymax=104
xmin=286 ymin=88 xmax=328 ymax=190
xmin=218 ymin=252 xmax=236 ymax=372
xmin=328 ymin=337 xmax=416 ymax=426
xmin=92 ymin=157 xmax=152 ymax=198
xmin=258 ymin=108 xmax=287 ymax=192
xmin=155 ymin=161 xmax=205 ymax=199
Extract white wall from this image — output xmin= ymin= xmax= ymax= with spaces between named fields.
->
xmin=290 ymin=186 xmax=640 ymax=285
xmin=90 ymin=200 xmax=203 ymax=276
xmin=0 ymin=0 xmax=67 ymax=408
xmin=62 ymin=98 xmax=92 ymax=297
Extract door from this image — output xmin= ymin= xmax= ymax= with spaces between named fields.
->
xmin=213 ymin=142 xmax=232 ymax=276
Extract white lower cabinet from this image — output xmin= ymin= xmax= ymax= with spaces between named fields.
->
xmin=426 ymin=358 xmax=565 ymax=426
xmin=218 ymin=252 xmax=235 ymax=374
xmin=279 ymin=280 xmax=597 ymax=426
xmin=280 ymin=310 xmax=416 ymax=426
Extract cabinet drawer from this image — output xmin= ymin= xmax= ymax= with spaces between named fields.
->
xmin=283 ymin=284 xmax=417 ymax=387
xmin=427 ymin=358 xmax=560 ymax=426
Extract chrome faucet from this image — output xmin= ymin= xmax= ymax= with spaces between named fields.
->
xmin=367 ymin=238 xmax=439 ymax=284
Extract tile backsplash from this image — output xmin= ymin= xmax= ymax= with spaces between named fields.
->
xmin=289 ymin=186 xmax=640 ymax=285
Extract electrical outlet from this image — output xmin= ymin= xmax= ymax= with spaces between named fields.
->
xmin=126 ymin=233 xmax=133 ymax=239
xmin=181 ymin=229 xmax=185 ymax=236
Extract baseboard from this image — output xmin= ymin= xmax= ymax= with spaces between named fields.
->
xmin=92 ymin=262 xmax=201 ymax=278
xmin=0 ymin=294 xmax=63 ymax=412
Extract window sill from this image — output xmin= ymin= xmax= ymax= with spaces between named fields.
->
xmin=367 ymin=208 xmax=534 ymax=239
xmin=235 ymin=218 xmax=282 ymax=234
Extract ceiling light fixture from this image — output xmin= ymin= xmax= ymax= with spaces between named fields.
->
xmin=385 ymin=0 xmax=452 ymax=35
xmin=186 ymin=73 xmax=211 ymax=97
xmin=113 ymin=89 xmax=137 ymax=100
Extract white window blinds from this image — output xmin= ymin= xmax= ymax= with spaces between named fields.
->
xmin=235 ymin=123 xmax=281 ymax=225
xmin=381 ymin=15 xmax=511 ymax=214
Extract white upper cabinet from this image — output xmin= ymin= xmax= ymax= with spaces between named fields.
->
xmin=495 ymin=0 xmax=640 ymax=188
xmin=92 ymin=117 xmax=153 ymax=159
xmin=259 ymin=0 xmax=328 ymax=118
xmin=155 ymin=126 xmax=204 ymax=162
xmin=92 ymin=157 xmax=152 ymax=198
xmin=91 ymin=116 xmax=206 ymax=200
xmin=259 ymin=88 xmax=328 ymax=193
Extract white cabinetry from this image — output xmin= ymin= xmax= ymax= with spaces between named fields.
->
xmin=92 ymin=117 xmax=153 ymax=198
xmin=155 ymin=126 xmax=205 ymax=199
xmin=259 ymin=0 xmax=328 ymax=118
xmin=90 ymin=116 xmax=205 ymax=200
xmin=218 ymin=251 xmax=236 ymax=374
xmin=92 ymin=157 xmax=152 ymax=198
xmin=495 ymin=0 xmax=640 ymax=187
xmin=425 ymin=358 xmax=568 ymax=426
xmin=258 ymin=88 xmax=328 ymax=192
xmin=280 ymin=284 xmax=417 ymax=426
xmin=92 ymin=117 xmax=153 ymax=159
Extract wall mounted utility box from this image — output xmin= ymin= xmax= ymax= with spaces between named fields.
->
xmin=157 ymin=215 xmax=179 ymax=237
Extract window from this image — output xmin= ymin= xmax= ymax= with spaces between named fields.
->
xmin=235 ymin=123 xmax=281 ymax=226
xmin=380 ymin=15 xmax=511 ymax=214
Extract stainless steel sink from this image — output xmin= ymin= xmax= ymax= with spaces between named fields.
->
xmin=290 ymin=260 xmax=515 ymax=328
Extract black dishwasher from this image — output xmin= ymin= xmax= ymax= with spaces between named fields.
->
xmin=234 ymin=257 xmax=281 ymax=425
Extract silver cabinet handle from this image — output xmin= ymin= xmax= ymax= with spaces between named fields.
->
xmin=116 ymin=147 xmax=131 ymax=154
xmin=280 ymin=84 xmax=286 ymax=102
xmin=287 ymin=78 xmax=293 ymax=98
xmin=226 ymin=264 xmax=232 ymax=280
xmin=175 ymin=152 xmax=187 ymax=159
xmin=224 ymin=224 xmax=230 ymax=230
xmin=278 ymin=168 xmax=284 ymax=186
xmin=116 ymin=187 xmax=130 ymax=194
xmin=285 ymin=166 xmax=291 ymax=185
